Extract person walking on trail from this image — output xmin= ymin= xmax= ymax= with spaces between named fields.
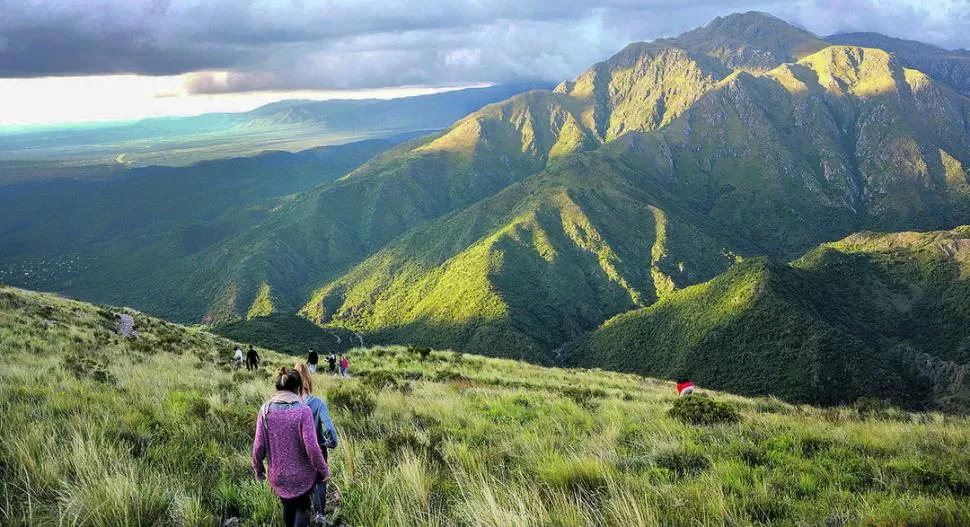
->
xmin=233 ymin=346 xmax=244 ymax=369
xmin=253 ymin=367 xmax=330 ymax=527
xmin=247 ymin=345 xmax=260 ymax=371
xmin=676 ymin=379 xmax=695 ymax=397
xmin=296 ymin=363 xmax=339 ymax=526
xmin=327 ymin=354 xmax=337 ymax=376
xmin=307 ymin=348 xmax=319 ymax=373
xmin=339 ymin=355 xmax=349 ymax=377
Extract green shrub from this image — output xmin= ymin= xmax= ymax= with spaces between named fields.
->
xmin=63 ymin=353 xmax=117 ymax=385
xmin=327 ymin=383 xmax=377 ymax=417
xmin=853 ymin=397 xmax=909 ymax=421
xmin=538 ymin=457 xmax=610 ymax=494
xmin=363 ymin=369 xmax=399 ymax=391
xmin=655 ymin=449 xmax=710 ymax=478
xmin=667 ymin=395 xmax=741 ymax=425
xmin=433 ymin=369 xmax=467 ymax=383
xmin=560 ymin=386 xmax=607 ymax=410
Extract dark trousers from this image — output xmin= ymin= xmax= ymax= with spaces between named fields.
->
xmin=311 ymin=480 xmax=328 ymax=519
xmin=247 ymin=358 xmax=258 ymax=371
xmin=312 ymin=448 xmax=329 ymax=519
xmin=280 ymin=490 xmax=312 ymax=527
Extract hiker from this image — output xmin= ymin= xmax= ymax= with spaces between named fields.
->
xmin=327 ymin=353 xmax=337 ymax=375
xmin=307 ymin=348 xmax=319 ymax=373
xmin=253 ymin=367 xmax=330 ymax=527
xmin=338 ymin=355 xmax=349 ymax=377
xmin=676 ymin=379 xmax=695 ymax=397
xmin=234 ymin=346 xmax=244 ymax=369
xmin=247 ymin=345 xmax=260 ymax=371
xmin=295 ymin=363 xmax=339 ymax=526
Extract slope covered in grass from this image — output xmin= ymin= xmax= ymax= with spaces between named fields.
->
xmin=566 ymin=227 xmax=970 ymax=411
xmin=302 ymin=41 xmax=970 ymax=361
xmin=2 ymin=284 xmax=970 ymax=526
xmin=301 ymin=149 xmax=738 ymax=361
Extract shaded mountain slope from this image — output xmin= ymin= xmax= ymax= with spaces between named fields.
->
xmin=565 ymin=227 xmax=970 ymax=411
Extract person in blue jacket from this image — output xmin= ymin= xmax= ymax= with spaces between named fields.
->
xmin=295 ymin=363 xmax=339 ymax=526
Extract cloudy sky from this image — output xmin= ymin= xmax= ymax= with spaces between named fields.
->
xmin=1 ymin=0 xmax=968 ymax=125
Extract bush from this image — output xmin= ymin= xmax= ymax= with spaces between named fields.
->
xmin=407 ymin=345 xmax=432 ymax=361
xmin=656 ymin=449 xmax=710 ymax=478
xmin=853 ymin=397 xmax=908 ymax=421
xmin=667 ymin=395 xmax=741 ymax=425
xmin=538 ymin=457 xmax=610 ymax=494
xmin=63 ymin=353 xmax=118 ymax=385
xmin=560 ymin=386 xmax=607 ymax=410
xmin=363 ymin=369 xmax=399 ymax=391
xmin=433 ymin=369 xmax=467 ymax=383
xmin=327 ymin=384 xmax=377 ymax=417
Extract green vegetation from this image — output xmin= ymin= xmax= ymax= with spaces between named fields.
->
xmin=3 ymin=285 xmax=970 ymax=526
xmin=211 ymin=313 xmax=355 ymax=356
xmin=567 ymin=227 xmax=970 ymax=411
xmin=8 ymin=14 xmax=970 ymax=366
xmin=668 ymin=396 xmax=742 ymax=425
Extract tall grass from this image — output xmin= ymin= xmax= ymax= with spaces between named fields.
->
xmin=2 ymin=286 xmax=970 ymax=525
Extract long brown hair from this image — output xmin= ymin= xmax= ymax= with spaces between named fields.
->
xmin=295 ymin=363 xmax=313 ymax=397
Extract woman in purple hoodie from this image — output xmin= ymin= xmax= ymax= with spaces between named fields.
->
xmin=253 ymin=367 xmax=330 ymax=527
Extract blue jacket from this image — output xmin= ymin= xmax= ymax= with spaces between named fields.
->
xmin=304 ymin=394 xmax=338 ymax=449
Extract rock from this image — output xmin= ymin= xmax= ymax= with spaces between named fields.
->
xmin=222 ymin=518 xmax=240 ymax=527
xmin=117 ymin=313 xmax=136 ymax=337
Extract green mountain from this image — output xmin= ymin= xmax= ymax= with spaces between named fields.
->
xmin=180 ymin=13 xmax=850 ymax=326
xmin=828 ymin=32 xmax=970 ymax=97
xmin=6 ymin=13 xmax=970 ymax=411
xmin=298 ymin=40 xmax=970 ymax=361
xmin=566 ymin=227 xmax=970 ymax=411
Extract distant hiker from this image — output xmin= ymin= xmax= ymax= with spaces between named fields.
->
xmin=676 ymin=379 xmax=695 ymax=397
xmin=307 ymin=348 xmax=319 ymax=373
xmin=338 ymin=355 xmax=349 ymax=377
xmin=247 ymin=345 xmax=260 ymax=371
xmin=327 ymin=354 xmax=337 ymax=375
xmin=296 ymin=363 xmax=339 ymax=526
xmin=234 ymin=346 xmax=244 ymax=369
xmin=253 ymin=367 xmax=330 ymax=527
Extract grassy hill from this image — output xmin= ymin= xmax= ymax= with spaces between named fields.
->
xmin=2 ymin=284 xmax=970 ymax=526
xmin=566 ymin=227 xmax=970 ymax=411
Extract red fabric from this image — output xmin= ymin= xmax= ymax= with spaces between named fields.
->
xmin=676 ymin=381 xmax=695 ymax=395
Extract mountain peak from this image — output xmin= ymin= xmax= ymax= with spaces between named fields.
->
xmin=673 ymin=11 xmax=829 ymax=71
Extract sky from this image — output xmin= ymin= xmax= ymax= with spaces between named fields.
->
xmin=1 ymin=0 xmax=968 ymax=126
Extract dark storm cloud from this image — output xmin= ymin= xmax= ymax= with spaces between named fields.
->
xmin=1 ymin=0 xmax=968 ymax=90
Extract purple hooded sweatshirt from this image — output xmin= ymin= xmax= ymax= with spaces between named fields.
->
xmin=252 ymin=391 xmax=330 ymax=498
